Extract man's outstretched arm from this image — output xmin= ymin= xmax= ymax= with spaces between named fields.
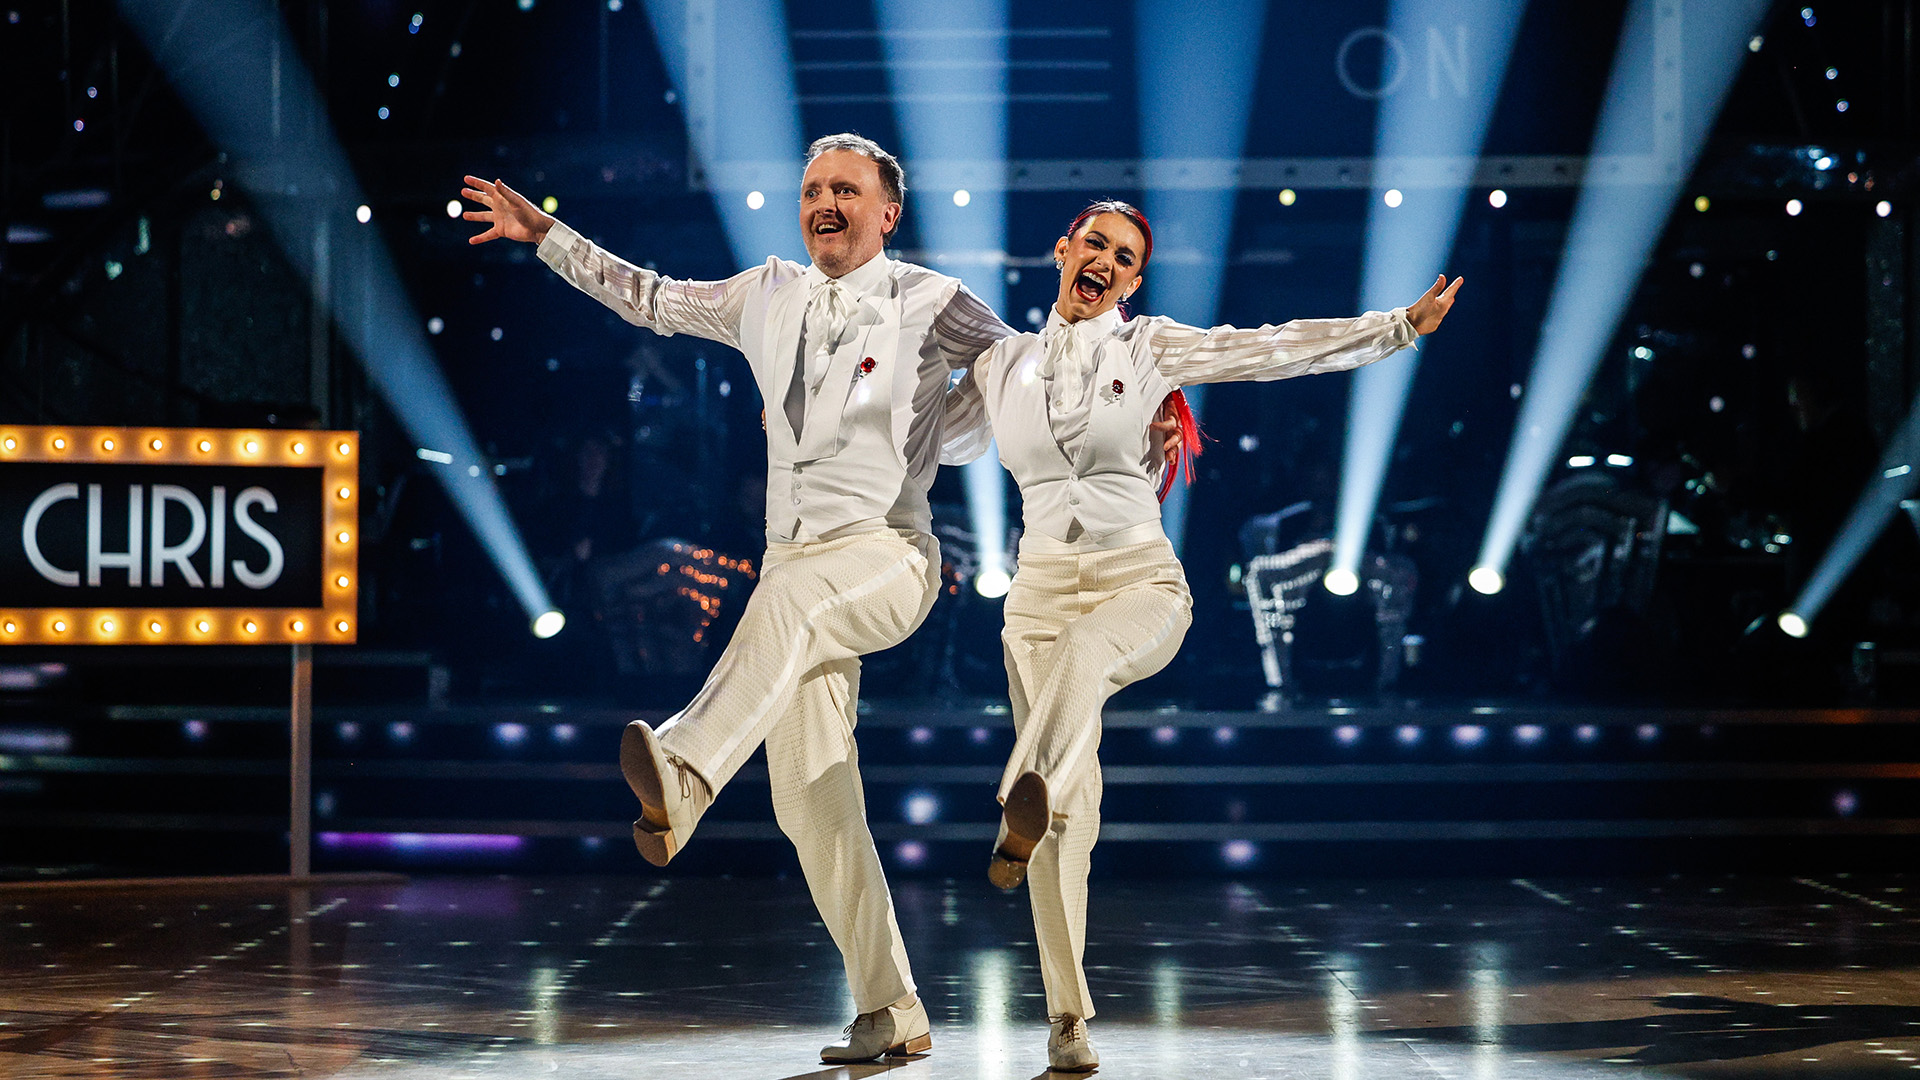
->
xmin=461 ymin=174 xmax=753 ymax=351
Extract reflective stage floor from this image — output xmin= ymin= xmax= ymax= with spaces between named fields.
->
xmin=5 ymin=873 xmax=1920 ymax=1078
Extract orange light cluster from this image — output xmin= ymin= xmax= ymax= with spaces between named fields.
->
xmin=0 ymin=425 xmax=360 ymax=646
xmin=678 ymin=565 xmax=731 ymax=589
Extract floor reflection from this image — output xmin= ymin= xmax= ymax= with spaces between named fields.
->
xmin=2 ymin=874 xmax=1918 ymax=1078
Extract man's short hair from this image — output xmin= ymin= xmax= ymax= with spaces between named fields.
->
xmin=805 ymin=132 xmax=907 ymax=210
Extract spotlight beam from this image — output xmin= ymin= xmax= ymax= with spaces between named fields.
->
xmin=1473 ymin=0 xmax=1770 ymax=578
xmin=118 ymin=0 xmax=555 ymax=625
xmin=1334 ymin=0 xmax=1528 ymax=579
xmin=1787 ymin=395 xmax=1920 ymax=628
xmin=642 ymin=0 xmax=805 ymax=267
xmin=876 ymin=0 xmax=1011 ymax=582
xmin=1139 ymin=0 xmax=1268 ymax=555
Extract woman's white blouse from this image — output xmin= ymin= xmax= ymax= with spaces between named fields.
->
xmin=976 ymin=305 xmax=1417 ymax=546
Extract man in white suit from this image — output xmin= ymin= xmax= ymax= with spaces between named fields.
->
xmin=461 ymin=134 xmax=1003 ymax=1063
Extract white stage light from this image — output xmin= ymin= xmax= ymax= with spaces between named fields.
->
xmin=1141 ymin=0 xmax=1268 ymax=554
xmin=874 ymin=0 xmax=1012 ymax=588
xmin=121 ymin=0 xmax=563 ymax=633
xmin=532 ymin=610 xmax=567 ymax=638
xmin=1777 ymin=612 xmax=1808 ymax=638
xmin=974 ymin=568 xmax=1012 ymax=599
xmin=1332 ymin=0 xmax=1526 ymax=585
xmin=1324 ymin=568 xmax=1360 ymax=596
xmin=1470 ymin=0 xmax=1769 ymax=584
xmin=1468 ymin=566 xmax=1504 ymax=595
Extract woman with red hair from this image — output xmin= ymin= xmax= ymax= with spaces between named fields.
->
xmin=973 ymin=199 xmax=1460 ymax=1071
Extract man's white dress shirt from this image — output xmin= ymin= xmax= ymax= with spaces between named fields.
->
xmin=977 ymin=305 xmax=1418 ymax=547
xmin=537 ymin=219 xmax=1009 ymax=542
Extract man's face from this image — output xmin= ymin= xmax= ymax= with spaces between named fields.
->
xmin=799 ymin=149 xmax=900 ymax=277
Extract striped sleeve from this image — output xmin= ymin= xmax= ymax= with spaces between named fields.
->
xmin=536 ymin=218 xmax=756 ymax=351
xmin=928 ymin=279 xmax=1015 ymax=370
xmin=1143 ymin=309 xmax=1417 ymax=389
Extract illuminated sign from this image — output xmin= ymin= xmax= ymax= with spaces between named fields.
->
xmin=0 ymin=426 xmax=358 ymax=644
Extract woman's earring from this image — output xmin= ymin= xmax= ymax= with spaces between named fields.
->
xmin=1055 ymin=259 xmax=1064 ymax=270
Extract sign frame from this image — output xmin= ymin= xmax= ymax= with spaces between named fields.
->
xmin=0 ymin=425 xmax=359 ymax=646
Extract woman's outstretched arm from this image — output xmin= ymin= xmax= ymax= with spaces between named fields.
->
xmin=1146 ymin=275 xmax=1462 ymax=388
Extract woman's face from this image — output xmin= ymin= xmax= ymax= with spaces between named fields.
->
xmin=1052 ymin=212 xmax=1146 ymax=323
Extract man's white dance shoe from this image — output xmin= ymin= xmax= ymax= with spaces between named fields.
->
xmin=1047 ymin=1013 xmax=1099 ymax=1072
xmin=819 ymin=994 xmax=933 ymax=1063
xmin=619 ymin=720 xmax=711 ymax=867
xmin=988 ymin=770 xmax=1050 ymax=891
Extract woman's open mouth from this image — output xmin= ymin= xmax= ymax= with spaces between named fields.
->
xmin=1072 ymin=272 xmax=1108 ymax=304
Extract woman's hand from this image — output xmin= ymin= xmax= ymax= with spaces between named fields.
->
xmin=1407 ymin=274 xmax=1464 ymax=335
xmin=1151 ymin=400 xmax=1183 ymax=457
xmin=461 ymin=175 xmax=553 ymax=246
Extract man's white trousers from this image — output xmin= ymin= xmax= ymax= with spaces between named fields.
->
xmin=658 ymin=527 xmax=940 ymax=1014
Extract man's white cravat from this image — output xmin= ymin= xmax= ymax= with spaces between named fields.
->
xmin=785 ymin=278 xmax=855 ymax=437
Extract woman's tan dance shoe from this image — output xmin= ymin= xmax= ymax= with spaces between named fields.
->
xmin=988 ymin=770 xmax=1050 ymax=891
xmin=1048 ymin=1013 xmax=1099 ymax=1072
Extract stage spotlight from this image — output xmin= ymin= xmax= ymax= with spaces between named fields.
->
xmin=640 ymin=0 xmax=804 ymax=266
xmin=1784 ymin=387 xmax=1920 ymax=630
xmin=877 ymin=0 xmax=1012 ymax=589
xmin=1468 ymin=566 xmax=1504 ymax=595
xmin=1778 ymin=612 xmax=1809 ymax=638
xmin=974 ymin=568 xmax=1012 ymax=599
xmin=1470 ymin=0 xmax=1769 ymax=583
xmin=532 ymin=610 xmax=566 ymax=639
xmin=1324 ymin=567 xmax=1360 ymax=596
xmin=1333 ymin=0 xmax=1526 ymax=585
xmin=1140 ymin=0 xmax=1268 ymax=554
xmin=120 ymin=0 xmax=559 ymax=629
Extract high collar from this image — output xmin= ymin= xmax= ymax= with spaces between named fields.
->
xmin=804 ymin=249 xmax=892 ymax=299
xmin=1043 ymin=304 xmax=1124 ymax=341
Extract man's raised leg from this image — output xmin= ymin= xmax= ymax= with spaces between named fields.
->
xmin=621 ymin=530 xmax=939 ymax=864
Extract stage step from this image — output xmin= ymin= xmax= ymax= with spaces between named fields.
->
xmin=4 ymin=702 xmax=1920 ymax=879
